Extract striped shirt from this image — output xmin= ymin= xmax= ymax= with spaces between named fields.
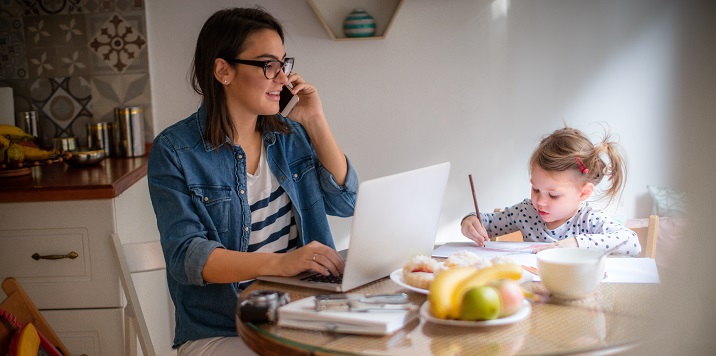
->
xmin=246 ymin=145 xmax=298 ymax=253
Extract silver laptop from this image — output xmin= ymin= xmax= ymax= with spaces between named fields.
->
xmin=257 ymin=162 xmax=451 ymax=292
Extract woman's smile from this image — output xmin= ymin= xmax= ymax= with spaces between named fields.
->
xmin=267 ymin=89 xmax=281 ymax=102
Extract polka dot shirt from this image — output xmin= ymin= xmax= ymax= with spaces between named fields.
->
xmin=476 ymin=199 xmax=641 ymax=257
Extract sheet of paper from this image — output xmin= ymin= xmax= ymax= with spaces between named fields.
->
xmin=432 ymin=242 xmax=660 ymax=283
xmin=432 ymin=241 xmax=545 ymax=258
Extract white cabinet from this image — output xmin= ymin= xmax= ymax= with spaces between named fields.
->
xmin=0 ymin=176 xmax=173 ymax=355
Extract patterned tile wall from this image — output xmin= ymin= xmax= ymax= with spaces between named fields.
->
xmin=0 ymin=0 xmax=152 ymax=148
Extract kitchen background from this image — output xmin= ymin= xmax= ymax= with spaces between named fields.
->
xmin=1 ymin=0 xmax=714 ymax=353
xmin=0 ymin=0 xmax=152 ymax=147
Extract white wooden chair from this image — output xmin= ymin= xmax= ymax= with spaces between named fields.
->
xmin=110 ymin=233 xmax=175 ymax=356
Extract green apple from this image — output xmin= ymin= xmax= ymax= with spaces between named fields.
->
xmin=460 ymin=286 xmax=501 ymax=321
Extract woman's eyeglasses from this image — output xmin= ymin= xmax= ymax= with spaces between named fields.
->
xmin=224 ymin=57 xmax=294 ymax=79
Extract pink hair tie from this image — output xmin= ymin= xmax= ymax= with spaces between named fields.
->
xmin=575 ymin=158 xmax=589 ymax=175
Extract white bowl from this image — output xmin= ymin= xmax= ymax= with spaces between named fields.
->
xmin=536 ymin=248 xmax=605 ymax=300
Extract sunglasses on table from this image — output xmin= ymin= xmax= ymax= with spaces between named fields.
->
xmin=224 ymin=57 xmax=295 ymax=79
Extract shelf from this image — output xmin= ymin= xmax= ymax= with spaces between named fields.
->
xmin=307 ymin=0 xmax=403 ymax=41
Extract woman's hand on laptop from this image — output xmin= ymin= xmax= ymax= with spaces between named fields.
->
xmin=279 ymin=241 xmax=345 ymax=277
xmin=461 ymin=215 xmax=489 ymax=247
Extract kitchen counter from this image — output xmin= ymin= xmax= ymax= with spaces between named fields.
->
xmin=0 ymin=153 xmax=149 ymax=203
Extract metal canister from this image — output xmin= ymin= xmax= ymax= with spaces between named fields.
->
xmin=15 ymin=111 xmax=39 ymax=137
xmin=113 ymin=107 xmax=145 ymax=157
xmin=87 ymin=122 xmax=114 ymax=157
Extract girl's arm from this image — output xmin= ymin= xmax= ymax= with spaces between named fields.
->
xmin=575 ymin=216 xmax=642 ymax=256
xmin=460 ymin=201 xmax=524 ymax=245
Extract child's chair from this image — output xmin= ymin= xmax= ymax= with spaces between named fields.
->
xmin=626 ymin=215 xmax=659 ymax=259
xmin=0 ymin=277 xmax=70 ymax=356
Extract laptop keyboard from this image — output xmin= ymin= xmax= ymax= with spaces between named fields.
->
xmin=302 ymin=273 xmax=343 ymax=284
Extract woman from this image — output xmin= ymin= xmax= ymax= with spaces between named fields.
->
xmin=147 ymin=7 xmax=358 ymax=353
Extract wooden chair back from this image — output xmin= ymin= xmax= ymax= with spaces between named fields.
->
xmin=0 ymin=277 xmax=70 ymax=356
xmin=627 ymin=215 xmax=659 ymax=259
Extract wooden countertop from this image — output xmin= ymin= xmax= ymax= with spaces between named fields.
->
xmin=0 ymin=153 xmax=149 ymax=203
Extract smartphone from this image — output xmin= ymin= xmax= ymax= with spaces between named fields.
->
xmin=279 ymin=83 xmax=299 ymax=117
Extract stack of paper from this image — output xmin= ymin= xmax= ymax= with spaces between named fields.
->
xmin=278 ymin=296 xmax=418 ymax=335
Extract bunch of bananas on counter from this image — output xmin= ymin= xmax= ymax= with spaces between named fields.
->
xmin=0 ymin=124 xmax=61 ymax=168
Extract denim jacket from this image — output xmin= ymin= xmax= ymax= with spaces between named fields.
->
xmin=147 ymin=106 xmax=358 ymax=347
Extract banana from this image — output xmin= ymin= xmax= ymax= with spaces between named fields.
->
xmin=7 ymin=143 xmax=57 ymax=162
xmin=0 ymin=133 xmax=10 ymax=149
xmin=0 ymin=124 xmax=35 ymax=141
xmin=449 ymin=263 xmax=522 ymax=319
xmin=428 ymin=266 xmax=477 ymax=319
xmin=5 ymin=143 xmax=24 ymax=163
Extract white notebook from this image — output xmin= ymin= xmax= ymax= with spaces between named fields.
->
xmin=278 ymin=296 xmax=419 ymax=335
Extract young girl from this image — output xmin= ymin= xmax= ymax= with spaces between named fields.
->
xmin=148 ymin=7 xmax=358 ymax=354
xmin=461 ymin=126 xmax=641 ymax=256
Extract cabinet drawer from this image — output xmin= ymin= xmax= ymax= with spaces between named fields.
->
xmin=0 ymin=228 xmax=90 ymax=281
xmin=0 ymin=199 xmax=122 ymax=309
xmin=42 ymin=308 xmax=123 ymax=356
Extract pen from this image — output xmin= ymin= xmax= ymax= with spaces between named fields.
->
xmin=469 ymin=174 xmax=487 ymax=247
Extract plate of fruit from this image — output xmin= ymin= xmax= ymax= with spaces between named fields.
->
xmin=0 ymin=124 xmax=66 ymax=176
xmin=420 ymin=300 xmax=531 ymax=327
xmin=421 ymin=263 xmax=531 ymax=327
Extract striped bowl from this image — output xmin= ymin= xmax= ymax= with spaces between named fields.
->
xmin=343 ymin=8 xmax=376 ymax=37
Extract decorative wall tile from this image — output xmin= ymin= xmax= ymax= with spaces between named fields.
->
xmin=0 ymin=0 xmax=151 ymax=147
xmin=0 ymin=15 xmax=28 ymax=79
xmin=91 ymin=72 xmax=149 ymax=120
xmin=89 ymin=13 xmax=146 ymax=73
xmin=31 ymin=76 xmax=92 ymax=142
xmin=85 ymin=0 xmax=119 ymax=14
xmin=21 ymin=0 xmax=85 ymax=16
xmin=0 ymin=0 xmax=26 ymax=17
xmin=23 ymin=16 xmax=52 ymax=46
xmin=84 ymin=0 xmax=143 ymax=14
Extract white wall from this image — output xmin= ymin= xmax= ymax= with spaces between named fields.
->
xmin=146 ymin=0 xmax=716 ymax=353
xmin=146 ymin=0 xmax=694 ymax=248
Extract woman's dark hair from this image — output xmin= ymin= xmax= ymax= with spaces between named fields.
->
xmin=192 ymin=7 xmax=291 ymax=148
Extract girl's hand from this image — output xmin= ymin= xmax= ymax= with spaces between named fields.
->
xmin=277 ymin=241 xmax=345 ymax=277
xmin=284 ymin=72 xmax=325 ymax=129
xmin=461 ymin=215 xmax=489 ymax=247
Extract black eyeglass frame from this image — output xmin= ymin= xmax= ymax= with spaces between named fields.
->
xmin=224 ymin=57 xmax=294 ymax=79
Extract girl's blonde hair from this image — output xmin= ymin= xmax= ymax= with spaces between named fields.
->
xmin=529 ymin=125 xmax=627 ymax=205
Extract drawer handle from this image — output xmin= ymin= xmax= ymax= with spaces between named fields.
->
xmin=31 ymin=251 xmax=79 ymax=260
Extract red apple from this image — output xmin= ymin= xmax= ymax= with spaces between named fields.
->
xmin=491 ymin=279 xmax=525 ymax=317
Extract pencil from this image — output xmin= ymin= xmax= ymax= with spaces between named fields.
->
xmin=468 ymin=174 xmax=482 ymax=227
